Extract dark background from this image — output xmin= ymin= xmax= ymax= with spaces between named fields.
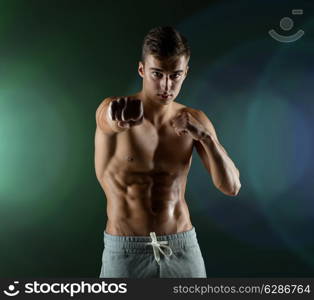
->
xmin=0 ymin=0 xmax=314 ymax=277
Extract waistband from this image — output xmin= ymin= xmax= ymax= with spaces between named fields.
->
xmin=103 ymin=226 xmax=198 ymax=253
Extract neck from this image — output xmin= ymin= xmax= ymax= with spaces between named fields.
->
xmin=136 ymin=90 xmax=173 ymax=127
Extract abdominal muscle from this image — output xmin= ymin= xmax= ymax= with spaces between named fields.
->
xmin=102 ymin=169 xmax=193 ymax=236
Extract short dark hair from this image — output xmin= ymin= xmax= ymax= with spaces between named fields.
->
xmin=141 ymin=26 xmax=191 ymax=62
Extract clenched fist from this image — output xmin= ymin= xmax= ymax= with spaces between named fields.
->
xmin=170 ymin=111 xmax=206 ymax=140
xmin=108 ymin=97 xmax=144 ymax=129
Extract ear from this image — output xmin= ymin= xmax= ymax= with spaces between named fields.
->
xmin=182 ymin=65 xmax=189 ymax=81
xmin=138 ymin=61 xmax=144 ymax=78
xmin=185 ymin=65 xmax=189 ymax=77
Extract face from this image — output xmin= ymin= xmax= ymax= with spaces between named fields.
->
xmin=138 ymin=54 xmax=189 ymax=104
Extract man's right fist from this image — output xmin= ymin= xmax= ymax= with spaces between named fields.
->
xmin=108 ymin=97 xmax=144 ymax=129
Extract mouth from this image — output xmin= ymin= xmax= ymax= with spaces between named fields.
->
xmin=158 ymin=94 xmax=172 ymax=99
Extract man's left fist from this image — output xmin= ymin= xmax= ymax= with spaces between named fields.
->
xmin=170 ymin=111 xmax=205 ymax=141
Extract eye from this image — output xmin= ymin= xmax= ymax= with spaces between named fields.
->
xmin=171 ymin=73 xmax=182 ymax=80
xmin=152 ymin=71 xmax=162 ymax=78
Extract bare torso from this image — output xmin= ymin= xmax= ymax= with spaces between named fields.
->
xmin=95 ymin=96 xmax=197 ymax=236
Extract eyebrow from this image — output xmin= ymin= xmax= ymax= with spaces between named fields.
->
xmin=149 ymin=67 xmax=184 ymax=73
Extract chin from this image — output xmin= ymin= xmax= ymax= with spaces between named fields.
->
xmin=156 ymin=95 xmax=174 ymax=103
xmin=159 ymin=98 xmax=172 ymax=105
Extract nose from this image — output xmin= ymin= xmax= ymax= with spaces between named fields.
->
xmin=161 ymin=75 xmax=171 ymax=92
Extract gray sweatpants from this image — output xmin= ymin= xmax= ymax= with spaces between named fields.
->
xmin=99 ymin=226 xmax=207 ymax=278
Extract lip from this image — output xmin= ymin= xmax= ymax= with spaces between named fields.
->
xmin=158 ymin=94 xmax=172 ymax=99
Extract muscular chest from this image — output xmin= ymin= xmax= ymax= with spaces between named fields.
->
xmin=115 ymin=120 xmax=194 ymax=172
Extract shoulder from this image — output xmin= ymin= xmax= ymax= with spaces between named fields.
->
xmin=96 ymin=97 xmax=111 ymax=110
xmin=95 ymin=96 xmax=118 ymax=127
xmin=95 ymin=96 xmax=119 ymax=115
xmin=176 ymin=103 xmax=209 ymax=122
xmin=96 ymin=96 xmax=118 ymax=108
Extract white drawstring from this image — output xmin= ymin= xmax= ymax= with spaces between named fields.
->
xmin=145 ymin=232 xmax=173 ymax=263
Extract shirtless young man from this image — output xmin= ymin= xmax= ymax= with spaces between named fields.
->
xmin=95 ymin=26 xmax=241 ymax=278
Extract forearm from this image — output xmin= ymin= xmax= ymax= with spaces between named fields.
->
xmin=199 ymin=132 xmax=241 ymax=195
